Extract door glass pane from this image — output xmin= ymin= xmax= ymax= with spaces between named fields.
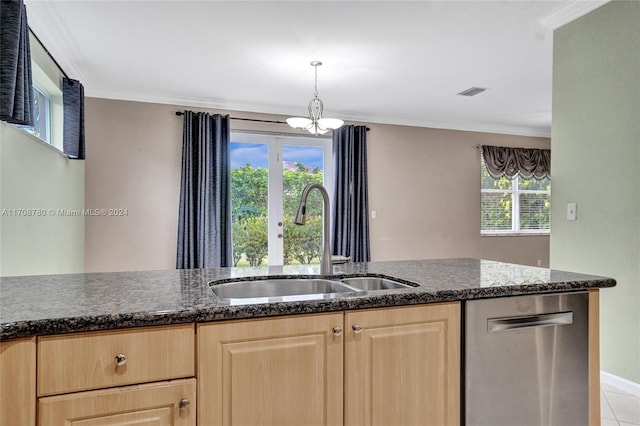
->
xmin=282 ymin=145 xmax=324 ymax=265
xmin=230 ymin=142 xmax=268 ymax=267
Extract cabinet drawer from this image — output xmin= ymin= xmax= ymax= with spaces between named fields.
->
xmin=38 ymin=324 xmax=195 ymax=396
xmin=38 ymin=378 xmax=196 ymax=426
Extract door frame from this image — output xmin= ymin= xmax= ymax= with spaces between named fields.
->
xmin=230 ymin=131 xmax=333 ymax=266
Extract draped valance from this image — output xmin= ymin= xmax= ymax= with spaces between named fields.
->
xmin=481 ymin=145 xmax=551 ymax=180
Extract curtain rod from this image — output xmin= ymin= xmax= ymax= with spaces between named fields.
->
xmin=28 ymin=29 xmax=70 ymax=81
xmin=175 ymin=111 xmax=370 ymax=131
xmin=175 ymin=111 xmax=284 ymax=124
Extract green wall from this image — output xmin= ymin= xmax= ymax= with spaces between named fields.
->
xmin=0 ymin=123 xmax=85 ymax=276
xmin=551 ymin=0 xmax=640 ymax=383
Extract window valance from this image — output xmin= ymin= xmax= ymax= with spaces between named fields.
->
xmin=481 ymin=145 xmax=550 ymax=180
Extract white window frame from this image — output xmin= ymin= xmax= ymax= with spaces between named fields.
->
xmin=481 ymin=160 xmax=551 ymax=236
xmin=231 ymin=131 xmax=333 ymax=266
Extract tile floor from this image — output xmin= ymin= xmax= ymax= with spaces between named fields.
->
xmin=601 ymin=382 xmax=640 ymax=426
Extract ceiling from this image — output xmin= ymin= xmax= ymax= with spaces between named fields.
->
xmin=24 ymin=1 xmax=607 ymax=137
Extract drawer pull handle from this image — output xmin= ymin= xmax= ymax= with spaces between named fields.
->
xmin=179 ymin=398 xmax=191 ymax=410
xmin=114 ymin=353 xmax=127 ymax=366
xmin=352 ymin=324 xmax=363 ymax=334
xmin=332 ymin=326 xmax=343 ymax=336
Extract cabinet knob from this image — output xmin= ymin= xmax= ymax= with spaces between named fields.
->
xmin=332 ymin=326 xmax=343 ymax=336
xmin=114 ymin=353 xmax=127 ymax=366
xmin=352 ymin=324 xmax=363 ymax=334
xmin=179 ymin=398 xmax=190 ymax=410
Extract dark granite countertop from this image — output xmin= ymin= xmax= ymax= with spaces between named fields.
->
xmin=0 ymin=258 xmax=615 ymax=340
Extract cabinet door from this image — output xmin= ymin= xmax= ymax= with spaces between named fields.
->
xmin=0 ymin=337 xmax=36 ymax=426
xmin=38 ymin=378 xmax=195 ymax=426
xmin=198 ymin=313 xmax=344 ymax=426
xmin=345 ymin=303 xmax=460 ymax=426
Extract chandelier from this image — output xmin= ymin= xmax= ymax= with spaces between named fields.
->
xmin=286 ymin=61 xmax=344 ymax=135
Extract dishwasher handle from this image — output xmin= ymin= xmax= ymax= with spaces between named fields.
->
xmin=487 ymin=311 xmax=573 ymax=333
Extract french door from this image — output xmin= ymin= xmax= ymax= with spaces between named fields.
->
xmin=230 ymin=132 xmax=332 ymax=267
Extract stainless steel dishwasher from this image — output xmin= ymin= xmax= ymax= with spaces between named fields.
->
xmin=465 ymin=292 xmax=589 ymax=426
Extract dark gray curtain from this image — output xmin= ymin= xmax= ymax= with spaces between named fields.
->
xmin=62 ymin=78 xmax=85 ymax=159
xmin=332 ymin=125 xmax=370 ymax=262
xmin=0 ymin=0 xmax=33 ymax=125
xmin=482 ymin=145 xmax=551 ymax=179
xmin=176 ymin=111 xmax=231 ymax=269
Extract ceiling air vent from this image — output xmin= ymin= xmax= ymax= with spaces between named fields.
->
xmin=457 ymin=87 xmax=487 ymax=97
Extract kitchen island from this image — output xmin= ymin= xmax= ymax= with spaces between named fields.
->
xmin=0 ymin=258 xmax=614 ymax=339
xmin=0 ymin=258 xmax=615 ymax=426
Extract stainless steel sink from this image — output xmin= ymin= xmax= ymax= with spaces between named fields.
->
xmin=210 ymin=278 xmax=355 ymax=299
xmin=339 ymin=277 xmax=412 ymax=290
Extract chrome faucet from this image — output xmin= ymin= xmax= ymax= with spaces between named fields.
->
xmin=294 ymin=183 xmax=332 ymax=275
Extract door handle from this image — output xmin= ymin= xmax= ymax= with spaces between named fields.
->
xmin=487 ymin=311 xmax=573 ymax=332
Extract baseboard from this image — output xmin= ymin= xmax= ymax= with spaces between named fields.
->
xmin=601 ymin=370 xmax=640 ymax=397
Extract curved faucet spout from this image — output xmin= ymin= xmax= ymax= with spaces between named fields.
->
xmin=293 ymin=183 xmax=332 ymax=275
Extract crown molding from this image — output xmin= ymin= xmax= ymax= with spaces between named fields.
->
xmin=25 ymin=0 xmax=87 ymax=82
xmin=538 ymin=0 xmax=610 ymax=30
xmin=86 ymin=88 xmax=551 ymax=138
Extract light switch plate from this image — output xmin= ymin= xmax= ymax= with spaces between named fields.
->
xmin=567 ymin=203 xmax=577 ymax=221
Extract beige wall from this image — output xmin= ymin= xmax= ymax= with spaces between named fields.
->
xmin=0 ymin=123 xmax=84 ymax=276
xmin=85 ymin=97 xmax=550 ymax=273
xmin=366 ymin=122 xmax=550 ymax=264
xmin=551 ymin=1 xmax=640 ymax=383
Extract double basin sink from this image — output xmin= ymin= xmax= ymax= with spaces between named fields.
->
xmin=210 ymin=276 xmax=416 ymax=299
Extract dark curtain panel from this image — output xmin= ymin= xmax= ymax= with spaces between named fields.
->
xmin=482 ymin=145 xmax=551 ymax=179
xmin=176 ymin=111 xmax=231 ymax=269
xmin=332 ymin=125 xmax=370 ymax=262
xmin=0 ymin=0 xmax=34 ymax=125
xmin=62 ymin=78 xmax=85 ymax=159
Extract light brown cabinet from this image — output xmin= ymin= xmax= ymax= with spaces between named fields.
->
xmin=197 ymin=303 xmax=461 ymax=426
xmin=3 ymin=303 xmax=461 ymax=426
xmin=0 ymin=337 xmax=36 ymax=426
xmin=36 ymin=324 xmax=196 ymax=426
xmin=197 ymin=312 xmax=344 ymax=426
xmin=345 ymin=303 xmax=460 ymax=426
xmin=38 ymin=378 xmax=196 ymax=426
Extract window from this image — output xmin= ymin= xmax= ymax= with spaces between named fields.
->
xmin=15 ymin=30 xmax=64 ymax=150
xmin=481 ymin=158 xmax=550 ymax=234
xmin=230 ymin=132 xmax=333 ymax=267
xmin=22 ymin=85 xmax=51 ymax=143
